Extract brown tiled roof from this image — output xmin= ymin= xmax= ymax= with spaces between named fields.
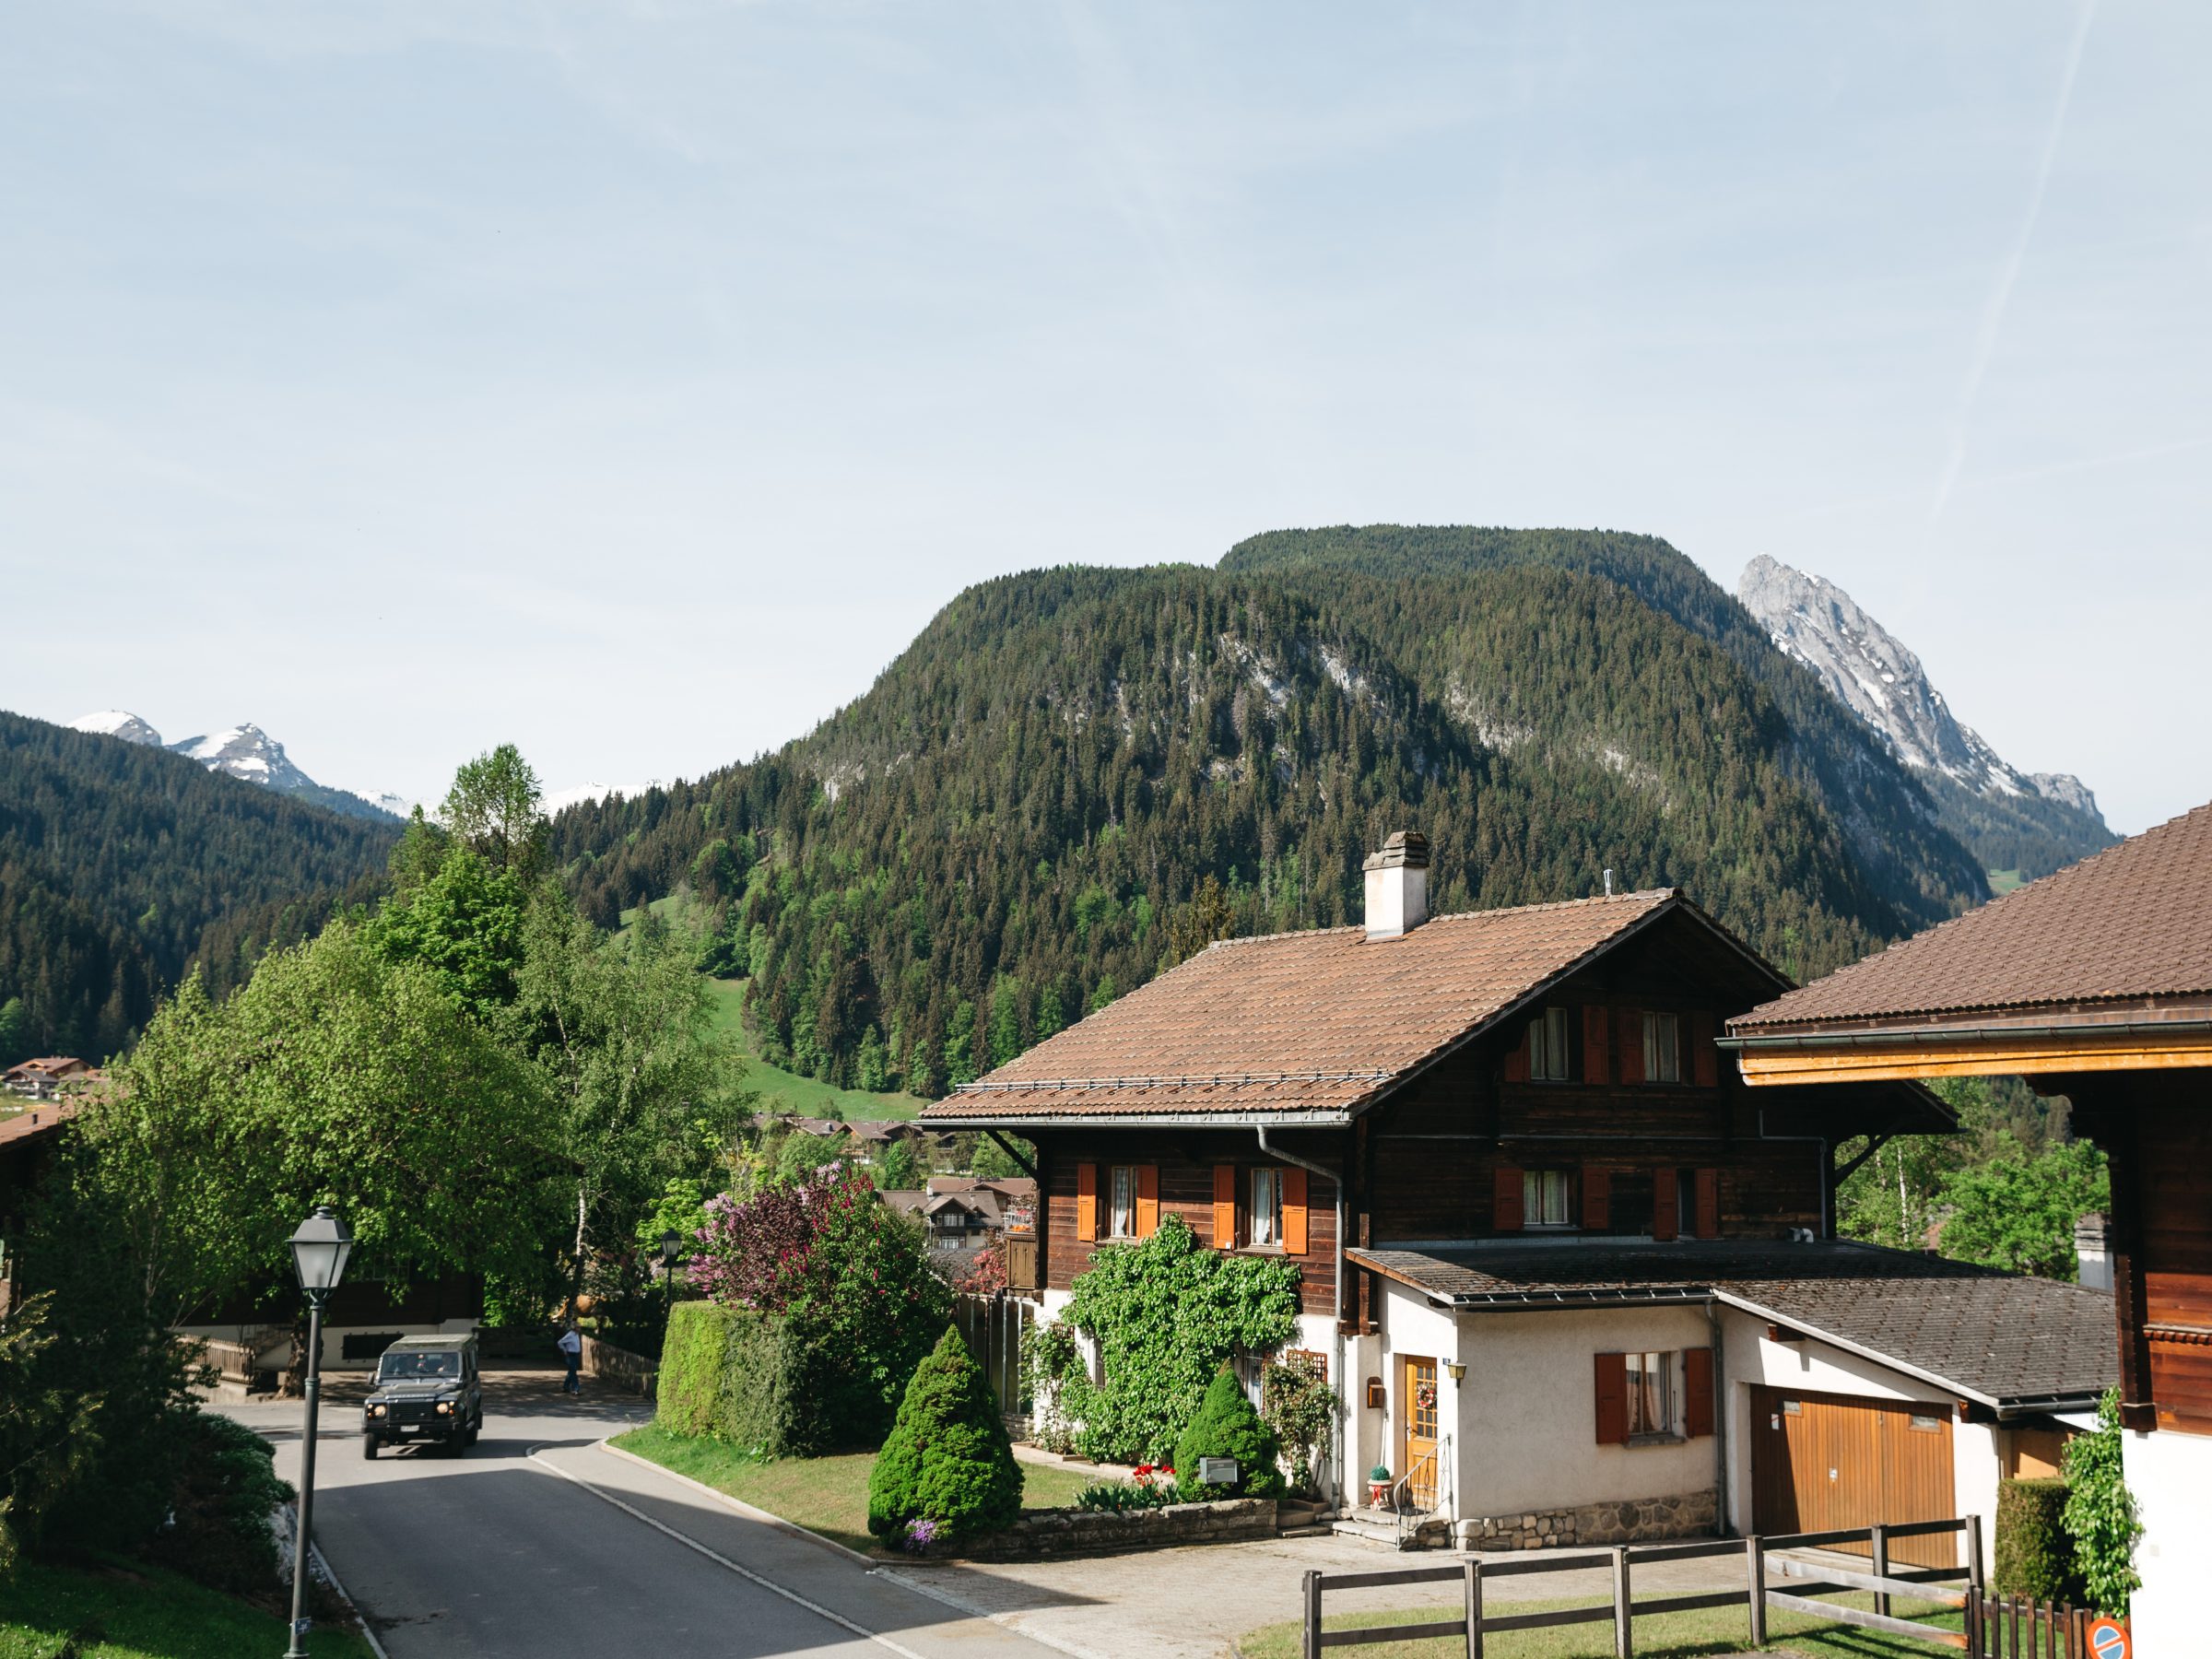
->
xmin=0 ymin=1100 xmax=77 ymax=1150
xmin=923 ymin=889 xmax=1686 ymax=1122
xmin=1351 ymin=1240 xmax=2115 ymax=1407
xmin=1736 ymin=800 xmax=2212 ymax=1030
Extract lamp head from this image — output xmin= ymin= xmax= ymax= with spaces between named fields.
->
xmin=289 ymin=1204 xmax=354 ymax=1295
xmin=658 ymin=1228 xmax=682 ymax=1264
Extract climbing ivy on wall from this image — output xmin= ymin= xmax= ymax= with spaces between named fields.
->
xmin=1028 ymin=1216 xmax=1302 ymax=1464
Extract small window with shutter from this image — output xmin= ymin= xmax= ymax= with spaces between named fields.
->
xmin=1522 ymin=1168 xmax=1572 ymax=1229
xmin=1250 ymin=1168 xmax=1283 ymax=1247
xmin=1529 ymin=1006 xmax=1572 ymax=1081
xmin=1642 ymin=1011 xmax=1681 ymax=1083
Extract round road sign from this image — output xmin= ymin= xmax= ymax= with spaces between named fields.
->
xmin=2086 ymin=1617 xmax=2129 ymax=1659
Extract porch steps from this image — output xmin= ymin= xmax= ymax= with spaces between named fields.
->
xmin=1330 ymin=1506 xmax=1452 ymax=1550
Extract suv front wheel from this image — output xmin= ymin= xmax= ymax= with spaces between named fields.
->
xmin=362 ymin=1434 xmax=380 ymax=1461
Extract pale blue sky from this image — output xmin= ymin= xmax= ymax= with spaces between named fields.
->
xmin=5 ymin=2 xmax=2206 ymax=833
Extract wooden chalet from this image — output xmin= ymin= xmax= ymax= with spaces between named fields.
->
xmin=924 ymin=831 xmax=2114 ymax=1547
xmin=1728 ymin=799 xmax=2212 ymax=1645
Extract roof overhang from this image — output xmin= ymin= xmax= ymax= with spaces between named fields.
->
xmin=1724 ymin=1016 xmax=2212 ymax=1087
xmin=918 ymin=1109 xmax=1356 ymax=1131
xmin=1347 ymin=1247 xmax=2100 ymax=1416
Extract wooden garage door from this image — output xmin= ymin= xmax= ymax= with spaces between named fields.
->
xmin=1750 ymin=1385 xmax=1956 ymax=1567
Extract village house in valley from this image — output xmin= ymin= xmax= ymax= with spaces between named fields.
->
xmin=924 ymin=831 xmax=2115 ymax=1551
xmin=1726 ymin=799 xmax=2212 ymax=1650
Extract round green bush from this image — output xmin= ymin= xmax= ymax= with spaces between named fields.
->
xmin=1173 ymin=1367 xmax=1284 ymax=1499
xmin=866 ymin=1326 xmax=1023 ymax=1546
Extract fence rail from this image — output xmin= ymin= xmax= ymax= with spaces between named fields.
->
xmin=1300 ymin=1516 xmax=2007 ymax=1659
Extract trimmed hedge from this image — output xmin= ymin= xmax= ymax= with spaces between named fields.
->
xmin=656 ymin=1300 xmax=840 ymax=1456
xmin=1994 ymin=1477 xmax=2079 ymax=1602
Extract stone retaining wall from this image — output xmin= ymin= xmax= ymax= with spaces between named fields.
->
xmin=580 ymin=1334 xmax=658 ymax=1397
xmin=957 ymin=1498 xmax=1277 ymax=1560
xmin=1454 ymin=1487 xmax=1716 ymax=1551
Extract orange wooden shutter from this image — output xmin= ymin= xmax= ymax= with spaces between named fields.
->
xmin=1282 ymin=1167 xmax=1309 ymax=1256
xmin=1581 ymin=1166 xmax=1611 ymax=1232
xmin=1582 ymin=1005 xmax=1610 ymax=1084
xmin=1594 ymin=1352 xmax=1629 ymax=1445
xmin=1503 ymin=1025 xmax=1529 ymax=1083
xmin=1616 ymin=1006 xmax=1644 ymax=1084
xmin=1694 ymin=1168 xmax=1720 ymax=1240
xmin=1685 ymin=1347 xmax=1715 ymax=1439
xmin=1075 ymin=1162 xmax=1098 ymax=1242
xmin=1493 ymin=1164 xmax=1524 ymax=1233
xmin=1212 ymin=1164 xmax=1237 ymax=1248
xmin=1135 ymin=1165 xmax=1159 ymax=1238
xmin=1653 ymin=1166 xmax=1678 ymax=1241
xmin=1691 ymin=1011 xmax=1718 ymax=1088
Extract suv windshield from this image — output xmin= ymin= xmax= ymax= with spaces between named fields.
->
xmin=378 ymin=1351 xmax=460 ymax=1381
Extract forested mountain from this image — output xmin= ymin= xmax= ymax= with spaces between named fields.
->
xmin=0 ymin=710 xmax=396 ymax=1062
xmin=551 ymin=531 xmax=1993 ymax=1099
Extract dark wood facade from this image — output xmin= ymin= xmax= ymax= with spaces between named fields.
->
xmin=2066 ymin=1072 xmax=2212 ymax=1435
xmin=1019 ymin=910 xmax=1890 ymax=1322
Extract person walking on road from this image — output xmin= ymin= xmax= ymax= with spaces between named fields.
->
xmin=557 ymin=1323 xmax=582 ymax=1395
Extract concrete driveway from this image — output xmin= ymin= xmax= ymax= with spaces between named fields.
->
xmin=229 ymin=1371 xmax=1065 ymax=1659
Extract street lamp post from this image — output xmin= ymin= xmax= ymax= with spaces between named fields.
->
xmin=658 ymin=1229 xmax=681 ymax=1335
xmin=284 ymin=1205 xmax=354 ymax=1659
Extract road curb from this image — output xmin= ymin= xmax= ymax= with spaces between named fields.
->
xmin=591 ymin=1436 xmax=1108 ymax=1659
xmin=594 ymin=1436 xmax=881 ymax=1569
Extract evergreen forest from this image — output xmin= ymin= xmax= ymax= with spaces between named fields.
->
xmin=549 ymin=529 xmax=1995 ymax=1099
xmin=0 ymin=710 xmax=395 ymax=1063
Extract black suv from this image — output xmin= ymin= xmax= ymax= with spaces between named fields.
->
xmin=362 ymin=1335 xmax=483 ymax=1458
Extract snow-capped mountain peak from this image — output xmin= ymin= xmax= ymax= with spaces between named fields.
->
xmin=1736 ymin=555 xmax=2101 ymax=819
xmin=66 ymin=709 xmax=164 ymax=747
xmin=165 ymin=723 xmax=320 ymax=794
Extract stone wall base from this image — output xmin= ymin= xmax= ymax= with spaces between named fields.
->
xmin=958 ymin=1498 xmax=1277 ymax=1560
xmin=1455 ymin=1488 xmax=1717 ymax=1551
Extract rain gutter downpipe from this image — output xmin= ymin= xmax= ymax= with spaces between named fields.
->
xmin=1257 ymin=1124 xmax=1348 ymax=1507
xmin=1255 ymin=1125 xmax=1344 ymax=1324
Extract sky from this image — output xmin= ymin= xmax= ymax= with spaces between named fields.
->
xmin=4 ymin=1 xmax=2206 ymax=834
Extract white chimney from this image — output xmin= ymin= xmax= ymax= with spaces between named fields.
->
xmin=1363 ymin=830 xmax=1430 ymax=941
xmin=2075 ymin=1212 xmax=2112 ymax=1293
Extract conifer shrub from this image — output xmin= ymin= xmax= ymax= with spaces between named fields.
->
xmin=867 ymin=1326 xmax=1023 ymax=1547
xmin=1173 ymin=1367 xmax=1285 ymax=1499
xmin=1994 ymin=1477 xmax=2078 ymax=1602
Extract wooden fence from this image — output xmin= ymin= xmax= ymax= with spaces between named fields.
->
xmin=953 ymin=1290 xmax=1032 ymax=1417
xmin=1300 ymin=1517 xmax=1998 ymax=1658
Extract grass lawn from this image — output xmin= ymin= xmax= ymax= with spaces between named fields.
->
xmin=1986 ymin=868 xmax=2026 ymax=896
xmin=0 ymin=1557 xmax=372 ymax=1659
xmin=613 ymin=1426 xmax=1094 ymax=1555
xmin=702 ymin=978 xmax=932 ymax=1123
xmin=1236 ymin=1588 xmax=1966 ymax=1659
xmin=618 ymin=893 xmax=931 ymax=1122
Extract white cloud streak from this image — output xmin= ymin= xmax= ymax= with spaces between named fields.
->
xmin=1927 ymin=0 xmax=2099 ymax=526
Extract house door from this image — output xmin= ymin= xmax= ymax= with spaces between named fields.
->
xmin=1398 ymin=1355 xmax=1440 ymax=1509
xmin=1751 ymin=1386 xmax=1957 ymax=1567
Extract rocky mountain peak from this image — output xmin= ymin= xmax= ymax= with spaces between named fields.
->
xmin=1735 ymin=555 xmax=2101 ymax=821
xmin=65 ymin=709 xmax=164 ymax=747
xmin=65 ymin=710 xmax=402 ymax=823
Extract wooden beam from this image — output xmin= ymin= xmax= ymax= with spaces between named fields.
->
xmin=1832 ymin=1133 xmax=1891 ymax=1185
xmin=1736 ymin=1033 xmax=2212 ymax=1087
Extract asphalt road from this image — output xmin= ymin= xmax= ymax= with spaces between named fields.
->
xmin=231 ymin=1372 xmax=1062 ymax=1659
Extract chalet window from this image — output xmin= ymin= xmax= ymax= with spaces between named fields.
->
xmin=1108 ymin=1165 xmax=1138 ymax=1239
xmin=1597 ymin=1347 xmax=1713 ymax=1445
xmin=1626 ymin=1351 xmax=1676 ymax=1439
xmin=1522 ymin=1169 xmax=1572 ymax=1230
xmin=1529 ymin=1006 xmax=1572 ymax=1081
xmin=1250 ymin=1168 xmax=1285 ymax=1247
xmin=1642 ymin=1011 xmax=1681 ymax=1083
